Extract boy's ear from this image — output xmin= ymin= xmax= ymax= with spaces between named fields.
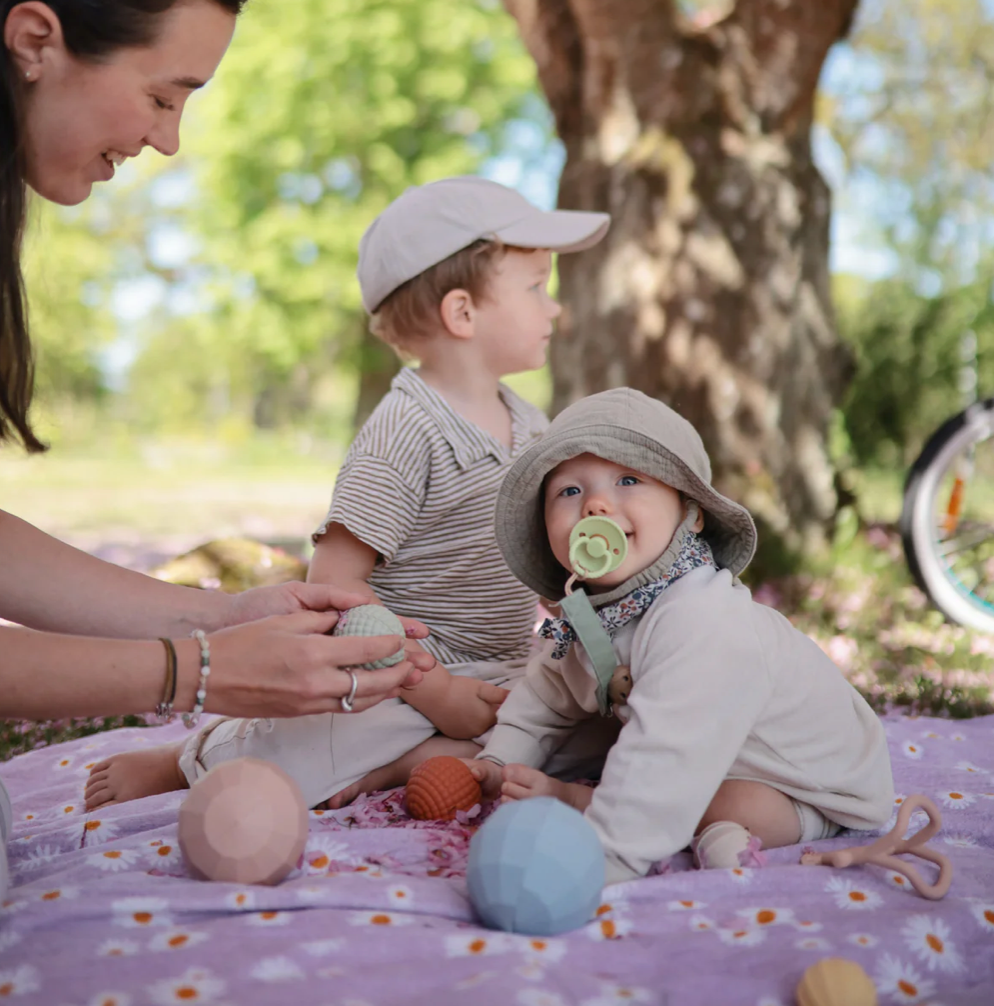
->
xmin=439 ymin=288 xmax=475 ymax=340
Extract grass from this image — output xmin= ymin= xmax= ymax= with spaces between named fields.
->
xmin=2 ymin=440 xmax=992 ymax=762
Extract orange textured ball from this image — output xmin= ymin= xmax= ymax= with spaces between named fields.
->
xmin=405 ymin=756 xmax=483 ymax=821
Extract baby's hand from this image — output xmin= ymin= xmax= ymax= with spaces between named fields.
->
xmin=433 ymin=674 xmax=508 ymax=740
xmin=464 ymin=757 xmax=504 ymax=799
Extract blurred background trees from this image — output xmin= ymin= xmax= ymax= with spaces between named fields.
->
xmin=15 ymin=0 xmax=994 ymax=563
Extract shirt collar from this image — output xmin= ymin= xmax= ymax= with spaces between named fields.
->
xmin=392 ymin=367 xmax=543 ymax=469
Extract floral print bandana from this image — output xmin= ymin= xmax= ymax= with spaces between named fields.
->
xmin=538 ymin=532 xmax=716 ymax=659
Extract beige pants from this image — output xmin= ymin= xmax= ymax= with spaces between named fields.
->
xmin=178 ymin=659 xmax=622 ymax=809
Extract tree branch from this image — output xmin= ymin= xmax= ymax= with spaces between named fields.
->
xmin=724 ymin=0 xmax=859 ymax=130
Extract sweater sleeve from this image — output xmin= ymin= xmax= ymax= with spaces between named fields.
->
xmin=585 ymin=577 xmax=774 ymax=883
xmin=480 ymin=643 xmax=593 ymax=768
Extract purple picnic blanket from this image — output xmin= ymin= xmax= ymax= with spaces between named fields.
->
xmin=2 ymin=715 xmax=993 ymax=1006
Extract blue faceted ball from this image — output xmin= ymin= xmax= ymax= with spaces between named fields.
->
xmin=467 ymin=797 xmax=605 ymax=935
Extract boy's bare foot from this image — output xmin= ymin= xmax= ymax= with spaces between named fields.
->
xmin=84 ymin=743 xmax=188 ymax=811
xmin=318 ymin=736 xmax=481 ymax=810
xmin=500 ymin=764 xmax=594 ymax=813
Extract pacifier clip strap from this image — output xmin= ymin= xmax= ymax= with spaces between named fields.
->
xmin=559 ymin=589 xmax=617 ymax=717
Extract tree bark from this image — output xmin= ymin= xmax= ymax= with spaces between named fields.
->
xmin=504 ymin=0 xmax=858 ymax=553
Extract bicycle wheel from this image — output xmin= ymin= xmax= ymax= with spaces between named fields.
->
xmin=900 ymin=397 xmax=994 ymax=632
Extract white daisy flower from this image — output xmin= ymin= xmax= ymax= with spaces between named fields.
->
xmin=793 ymin=920 xmax=823 ymax=933
xmin=0 ymin=965 xmax=40 ymax=996
xmin=970 ymin=903 xmax=994 ymax=932
xmin=247 ymin=911 xmax=291 ymax=926
xmin=146 ymin=842 xmax=183 ymax=868
xmin=516 ymin=961 xmax=546 ymax=981
xmin=349 ymin=910 xmax=413 ymax=927
xmin=875 ymin=954 xmax=935 ymax=1003
xmin=736 ymin=907 xmax=795 ymax=927
xmin=250 ymin=956 xmax=305 ymax=982
xmin=667 ymin=898 xmax=706 ymax=911
xmin=302 ymin=836 xmax=350 ymax=873
xmin=86 ymin=994 xmax=131 ymax=1006
xmin=445 ymin=933 xmax=510 ymax=957
xmin=586 ymin=916 xmax=633 ymax=941
xmin=942 ymin=834 xmax=978 ymax=848
xmin=89 ymin=848 xmax=139 ymax=872
xmin=825 ymin=877 xmax=882 ymax=910
xmin=386 ymin=884 xmax=414 ymax=907
xmin=294 ymin=885 xmax=328 ymax=904
xmin=112 ymin=896 xmax=172 ymax=928
xmin=82 ymin=819 xmax=119 ymax=845
xmin=901 ymin=740 xmax=924 ymax=760
xmin=301 ymin=938 xmax=343 ymax=957
xmin=954 ymin=760 xmax=984 ymax=774
xmin=901 ymin=914 xmax=964 ymax=973
xmin=97 ymin=938 xmax=140 ymax=957
xmin=226 ymin=890 xmax=255 ymax=911
xmin=454 ymin=971 xmax=497 ymax=990
xmin=519 ymin=937 xmax=567 ymax=962
xmin=53 ymin=755 xmax=75 ymax=771
xmin=147 ymin=967 xmax=226 ymax=1005
xmin=951 ymin=733 xmax=966 ymax=741
xmin=148 ymin=930 xmax=209 ymax=952
xmin=688 ymin=914 xmax=716 ymax=932
xmin=716 ymin=925 xmax=766 ymax=947
xmin=38 ymin=886 xmax=79 ymax=904
xmin=795 ymin=937 xmax=831 ymax=951
xmin=518 ymin=989 xmax=566 ymax=1006
xmin=846 ymin=932 xmax=879 ymax=949
xmin=21 ymin=845 xmax=61 ymax=870
xmin=886 ymin=871 xmax=915 ymax=893
xmin=579 ymin=982 xmax=655 ymax=1005
xmin=728 ymin=867 xmax=754 ymax=884
xmin=939 ymin=790 xmax=975 ymax=809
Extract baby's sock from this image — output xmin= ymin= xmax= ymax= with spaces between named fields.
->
xmin=692 ymin=821 xmax=765 ymax=869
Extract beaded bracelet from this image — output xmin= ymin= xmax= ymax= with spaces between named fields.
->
xmin=155 ymin=638 xmax=178 ymax=723
xmin=182 ymin=629 xmax=211 ymax=730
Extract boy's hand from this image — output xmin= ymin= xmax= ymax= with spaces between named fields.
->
xmin=464 ymin=757 xmax=504 ymax=799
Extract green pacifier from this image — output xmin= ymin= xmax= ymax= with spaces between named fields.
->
xmin=568 ymin=516 xmax=628 ymax=580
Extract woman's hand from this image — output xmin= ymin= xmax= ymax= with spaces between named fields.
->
xmin=223 ymin=581 xmax=430 ymax=642
xmin=192 ymin=609 xmax=434 ymax=719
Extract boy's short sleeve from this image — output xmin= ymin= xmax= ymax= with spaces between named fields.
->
xmin=314 ymin=453 xmax=427 ymax=563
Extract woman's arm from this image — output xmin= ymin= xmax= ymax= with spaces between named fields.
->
xmin=0 ymin=509 xmax=232 ymax=637
xmin=1 ymin=613 xmax=431 ymax=721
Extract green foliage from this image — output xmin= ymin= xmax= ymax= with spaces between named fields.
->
xmin=835 ymin=271 xmax=994 ymax=467
xmin=133 ymin=0 xmax=541 ymax=430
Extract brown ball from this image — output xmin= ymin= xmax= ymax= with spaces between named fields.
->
xmin=405 ymin=756 xmax=483 ymax=821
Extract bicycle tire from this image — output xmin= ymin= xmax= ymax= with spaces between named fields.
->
xmin=900 ymin=396 xmax=994 ymax=632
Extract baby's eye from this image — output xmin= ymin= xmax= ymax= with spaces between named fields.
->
xmin=558 ymin=486 xmax=581 ymax=497
xmin=153 ymin=96 xmax=173 ymax=111
xmin=618 ymin=475 xmax=640 ymax=487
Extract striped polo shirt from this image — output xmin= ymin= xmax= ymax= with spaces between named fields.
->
xmin=314 ymin=368 xmax=548 ymax=666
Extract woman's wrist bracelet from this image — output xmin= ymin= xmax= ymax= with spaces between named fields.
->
xmin=182 ymin=629 xmax=211 ymax=730
xmin=156 ymin=638 xmax=178 ymax=723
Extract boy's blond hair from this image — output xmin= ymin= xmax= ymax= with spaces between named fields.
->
xmin=370 ymin=239 xmax=507 ymax=353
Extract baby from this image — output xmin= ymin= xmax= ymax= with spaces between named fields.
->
xmin=467 ymin=388 xmax=895 ymax=885
xmin=85 ymin=177 xmax=610 ymax=811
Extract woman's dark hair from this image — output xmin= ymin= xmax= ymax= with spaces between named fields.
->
xmin=0 ymin=0 xmax=246 ymax=452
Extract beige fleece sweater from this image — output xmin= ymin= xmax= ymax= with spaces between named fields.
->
xmin=480 ymin=566 xmax=894 ymax=884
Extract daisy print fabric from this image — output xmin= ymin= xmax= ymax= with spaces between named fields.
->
xmin=1 ymin=714 xmax=993 ymax=1005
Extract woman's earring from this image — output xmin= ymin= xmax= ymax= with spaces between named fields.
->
xmin=24 ymin=70 xmax=32 ymax=80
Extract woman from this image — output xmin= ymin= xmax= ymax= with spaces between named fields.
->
xmin=0 ymin=0 xmax=433 ymax=725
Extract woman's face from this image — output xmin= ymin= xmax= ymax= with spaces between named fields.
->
xmin=15 ymin=1 xmax=236 ymax=206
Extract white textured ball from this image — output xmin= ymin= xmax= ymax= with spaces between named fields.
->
xmin=332 ymin=604 xmax=407 ymax=669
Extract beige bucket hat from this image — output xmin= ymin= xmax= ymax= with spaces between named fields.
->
xmin=357 ymin=176 xmax=611 ymax=312
xmin=495 ymin=388 xmax=758 ymax=601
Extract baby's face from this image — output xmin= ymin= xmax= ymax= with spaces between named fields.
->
xmin=544 ymin=454 xmax=694 ymax=592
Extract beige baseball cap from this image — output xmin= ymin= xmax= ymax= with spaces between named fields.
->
xmin=357 ymin=176 xmax=611 ymax=312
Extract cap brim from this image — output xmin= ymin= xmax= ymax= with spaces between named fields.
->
xmin=495 ymin=209 xmax=610 ymax=253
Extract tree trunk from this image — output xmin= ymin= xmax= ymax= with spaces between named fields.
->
xmin=352 ymin=326 xmax=400 ymax=432
xmin=504 ymin=0 xmax=858 ymax=555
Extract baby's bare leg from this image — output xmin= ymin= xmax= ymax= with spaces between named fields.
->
xmin=319 ymin=736 xmax=481 ymax=810
xmin=696 ymin=779 xmax=801 ymax=850
xmin=500 ymin=764 xmax=593 ymax=814
xmin=85 ymin=743 xmax=188 ymax=811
